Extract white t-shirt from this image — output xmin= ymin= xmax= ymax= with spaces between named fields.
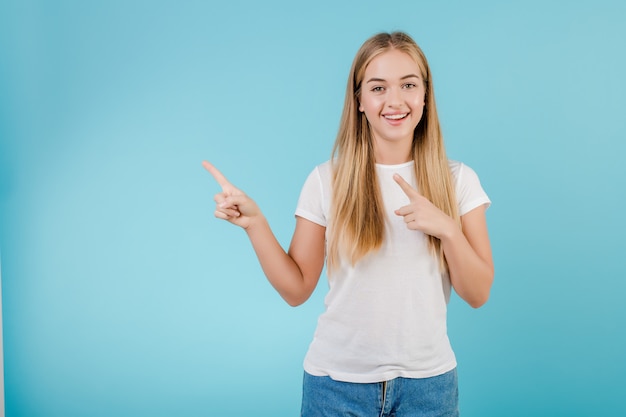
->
xmin=295 ymin=160 xmax=491 ymax=383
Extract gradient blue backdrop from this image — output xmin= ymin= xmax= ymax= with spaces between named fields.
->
xmin=1 ymin=1 xmax=625 ymax=416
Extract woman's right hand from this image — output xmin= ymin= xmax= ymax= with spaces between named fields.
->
xmin=202 ymin=161 xmax=262 ymax=230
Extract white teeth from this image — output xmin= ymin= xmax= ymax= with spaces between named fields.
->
xmin=384 ymin=113 xmax=407 ymax=120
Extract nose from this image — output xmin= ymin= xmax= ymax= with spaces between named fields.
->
xmin=387 ymin=87 xmax=403 ymax=107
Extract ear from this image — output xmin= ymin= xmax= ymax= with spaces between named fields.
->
xmin=356 ymin=94 xmax=363 ymax=112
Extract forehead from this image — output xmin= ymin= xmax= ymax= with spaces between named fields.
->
xmin=364 ymin=49 xmax=421 ymax=80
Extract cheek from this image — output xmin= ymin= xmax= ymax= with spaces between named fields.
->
xmin=359 ymin=99 xmax=375 ymax=117
xmin=363 ymin=104 xmax=382 ymax=121
xmin=361 ymin=96 xmax=385 ymax=114
xmin=416 ymin=91 xmax=426 ymax=106
xmin=411 ymin=102 xmax=426 ymax=124
xmin=412 ymin=96 xmax=426 ymax=110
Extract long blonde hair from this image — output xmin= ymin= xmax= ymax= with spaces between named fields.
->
xmin=327 ymin=31 xmax=460 ymax=272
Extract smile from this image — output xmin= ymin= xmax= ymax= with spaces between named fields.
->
xmin=383 ymin=113 xmax=408 ymax=120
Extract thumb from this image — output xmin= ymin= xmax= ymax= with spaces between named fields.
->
xmin=219 ymin=194 xmax=249 ymax=209
xmin=393 ymin=174 xmax=420 ymax=199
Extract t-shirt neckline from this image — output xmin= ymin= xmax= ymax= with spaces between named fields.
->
xmin=375 ymin=160 xmax=414 ymax=169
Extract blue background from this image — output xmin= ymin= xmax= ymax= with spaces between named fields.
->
xmin=1 ymin=0 xmax=625 ymax=416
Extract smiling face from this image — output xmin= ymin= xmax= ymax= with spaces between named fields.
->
xmin=358 ymin=48 xmax=426 ymax=163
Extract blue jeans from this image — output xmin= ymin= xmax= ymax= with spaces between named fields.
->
xmin=301 ymin=368 xmax=459 ymax=417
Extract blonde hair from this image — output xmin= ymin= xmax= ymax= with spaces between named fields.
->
xmin=327 ymin=31 xmax=460 ymax=272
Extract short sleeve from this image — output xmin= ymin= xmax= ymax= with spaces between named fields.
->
xmin=295 ymin=166 xmax=327 ymax=227
xmin=450 ymin=161 xmax=491 ymax=216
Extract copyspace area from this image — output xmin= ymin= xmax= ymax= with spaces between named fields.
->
xmin=1 ymin=1 xmax=625 ymax=416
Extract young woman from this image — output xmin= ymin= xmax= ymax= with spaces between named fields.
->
xmin=204 ymin=31 xmax=493 ymax=417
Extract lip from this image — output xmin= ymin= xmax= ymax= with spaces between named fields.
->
xmin=382 ymin=112 xmax=409 ymax=125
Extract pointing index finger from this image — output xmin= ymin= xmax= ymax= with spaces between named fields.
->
xmin=393 ymin=173 xmax=418 ymax=197
xmin=202 ymin=160 xmax=231 ymax=188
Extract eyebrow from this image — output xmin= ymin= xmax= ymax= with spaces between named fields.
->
xmin=366 ymin=74 xmax=420 ymax=83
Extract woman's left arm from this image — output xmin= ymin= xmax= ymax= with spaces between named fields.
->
xmin=440 ymin=204 xmax=494 ymax=308
xmin=393 ymin=174 xmax=494 ymax=308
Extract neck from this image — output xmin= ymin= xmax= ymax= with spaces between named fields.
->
xmin=373 ymin=139 xmax=412 ymax=165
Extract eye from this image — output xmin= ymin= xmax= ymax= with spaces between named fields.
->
xmin=402 ymin=83 xmax=417 ymax=89
xmin=371 ymin=86 xmax=385 ymax=93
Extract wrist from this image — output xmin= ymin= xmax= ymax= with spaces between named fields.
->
xmin=244 ymin=214 xmax=268 ymax=234
xmin=439 ymin=218 xmax=461 ymax=243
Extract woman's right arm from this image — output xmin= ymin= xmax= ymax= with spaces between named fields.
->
xmin=203 ymin=161 xmax=326 ymax=306
xmin=246 ymin=215 xmax=326 ymax=306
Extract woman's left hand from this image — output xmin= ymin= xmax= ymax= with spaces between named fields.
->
xmin=393 ymin=173 xmax=456 ymax=239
